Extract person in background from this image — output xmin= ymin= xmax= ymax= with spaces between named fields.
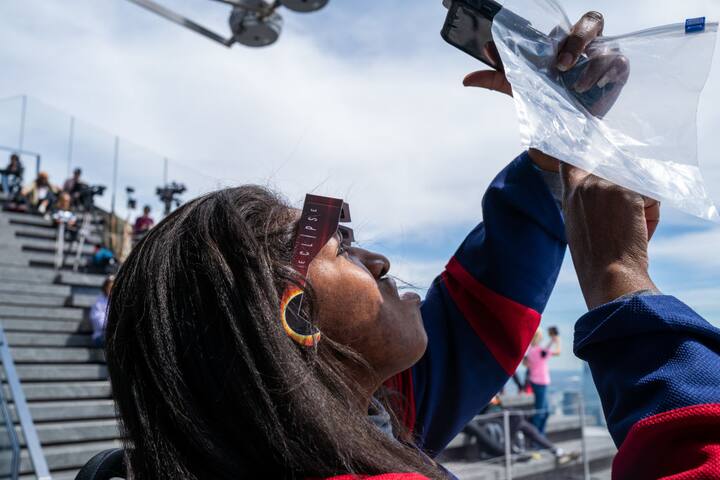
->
xmin=53 ymin=192 xmax=76 ymax=219
xmin=0 ymin=153 xmax=23 ymax=195
xmin=90 ymin=244 xmax=117 ymax=275
xmin=90 ymin=276 xmax=114 ymax=348
xmin=22 ymin=171 xmax=59 ymax=215
xmin=52 ymin=192 xmax=79 ymax=240
xmin=133 ymin=205 xmax=155 ymax=236
xmin=524 ymin=327 xmax=561 ymax=434
xmin=63 ymin=168 xmax=83 ymax=195
xmin=462 ymin=395 xmax=574 ymax=464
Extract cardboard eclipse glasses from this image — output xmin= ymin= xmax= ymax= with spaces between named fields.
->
xmin=280 ymin=194 xmax=353 ymax=347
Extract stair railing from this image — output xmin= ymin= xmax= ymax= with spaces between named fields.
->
xmin=0 ymin=325 xmax=52 ymax=480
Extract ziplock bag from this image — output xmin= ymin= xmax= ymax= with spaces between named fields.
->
xmin=492 ymin=0 xmax=719 ymax=220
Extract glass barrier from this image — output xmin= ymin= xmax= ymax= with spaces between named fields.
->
xmin=437 ymin=392 xmax=613 ymax=480
xmin=0 ymin=95 xmax=240 ymax=263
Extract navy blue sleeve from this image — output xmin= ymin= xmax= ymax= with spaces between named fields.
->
xmin=575 ymin=295 xmax=720 ymax=479
xmin=395 ymin=152 xmax=566 ymax=455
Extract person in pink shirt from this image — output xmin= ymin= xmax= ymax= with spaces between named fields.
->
xmin=524 ymin=327 xmax=561 ymax=434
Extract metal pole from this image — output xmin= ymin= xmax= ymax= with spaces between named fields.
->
xmin=503 ymin=410 xmax=512 ymax=480
xmin=35 ymin=154 xmax=41 ymax=179
xmin=18 ymin=95 xmax=27 ymax=151
xmin=163 ymin=157 xmax=168 ymax=187
xmin=110 ymin=137 xmax=119 ymax=252
xmin=55 ymin=222 xmax=65 ymax=271
xmin=0 ymin=327 xmax=52 ymax=480
xmin=66 ymin=116 xmax=75 ymax=177
xmin=579 ymin=395 xmax=591 ymax=480
xmin=111 ymin=137 xmax=119 ymax=215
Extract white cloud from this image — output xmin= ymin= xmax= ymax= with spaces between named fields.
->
xmin=651 ymin=229 xmax=720 ymax=270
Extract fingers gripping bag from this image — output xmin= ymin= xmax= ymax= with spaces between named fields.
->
xmin=491 ymin=0 xmax=719 ymax=220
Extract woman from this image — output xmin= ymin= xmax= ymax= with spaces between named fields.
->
xmin=105 ymin=12 xmax=637 ymax=480
xmin=21 ymin=171 xmax=59 ymax=215
xmin=524 ymin=328 xmax=561 ymax=434
xmin=90 ymin=276 xmax=114 ymax=348
xmin=0 ymin=153 xmax=23 ymax=195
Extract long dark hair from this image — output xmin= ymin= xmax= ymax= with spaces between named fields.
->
xmin=106 ymin=186 xmax=445 ymax=479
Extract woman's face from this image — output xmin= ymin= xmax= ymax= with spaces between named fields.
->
xmin=307 ymin=232 xmax=427 ymax=385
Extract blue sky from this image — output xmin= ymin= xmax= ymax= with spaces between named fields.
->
xmin=0 ymin=0 xmax=719 ymax=370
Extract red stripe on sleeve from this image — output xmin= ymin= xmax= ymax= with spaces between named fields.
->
xmin=613 ymin=403 xmax=720 ymax=480
xmin=442 ymin=257 xmax=541 ymax=376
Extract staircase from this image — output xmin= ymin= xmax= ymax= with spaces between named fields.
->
xmin=0 ymin=205 xmax=120 ymax=480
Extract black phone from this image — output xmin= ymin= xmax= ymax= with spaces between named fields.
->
xmin=440 ymin=0 xmax=505 ymax=70
xmin=441 ymin=0 xmax=620 ymax=114
xmin=441 ymin=0 xmax=552 ymax=71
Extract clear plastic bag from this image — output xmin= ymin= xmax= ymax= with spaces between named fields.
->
xmin=492 ymin=0 xmax=719 ymax=221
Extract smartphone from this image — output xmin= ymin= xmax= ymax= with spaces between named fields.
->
xmin=441 ymin=0 xmax=554 ymax=71
xmin=440 ymin=0 xmax=505 ymax=70
xmin=441 ymin=0 xmax=619 ymax=113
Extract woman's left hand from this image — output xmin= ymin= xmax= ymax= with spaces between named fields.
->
xmin=464 ymin=11 xmax=608 ymax=173
xmin=463 ymin=11 xmax=606 ymax=96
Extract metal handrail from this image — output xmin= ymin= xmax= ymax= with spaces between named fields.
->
xmin=460 ymin=394 xmax=606 ymax=480
xmin=0 ymin=358 xmax=20 ymax=480
xmin=0 ymin=326 xmax=52 ymax=480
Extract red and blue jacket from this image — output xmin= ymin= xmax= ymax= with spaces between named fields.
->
xmin=576 ymin=295 xmax=720 ymax=479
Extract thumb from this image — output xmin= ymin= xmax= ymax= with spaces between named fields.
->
xmin=463 ymin=71 xmax=513 ymax=97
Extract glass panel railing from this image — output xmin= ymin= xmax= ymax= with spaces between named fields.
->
xmin=437 ymin=392 xmax=613 ymax=480
xmin=0 ymin=95 xmax=218 ymax=263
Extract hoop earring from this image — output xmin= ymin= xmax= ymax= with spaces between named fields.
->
xmin=280 ymin=285 xmax=321 ymax=347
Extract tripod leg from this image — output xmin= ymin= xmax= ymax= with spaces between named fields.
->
xmin=56 ymin=223 xmax=65 ymax=271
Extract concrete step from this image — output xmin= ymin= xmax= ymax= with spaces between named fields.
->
xmin=0 ymin=293 xmax=67 ymax=307
xmin=0 ymin=252 xmax=89 ymax=269
xmin=10 ymin=400 xmax=115 ymax=423
xmin=15 ymin=227 xmax=102 ymax=246
xmin=6 ymin=332 xmax=94 ymax=347
xmin=0 ymin=282 xmax=71 ymax=298
xmin=69 ymin=294 xmax=100 ymax=309
xmin=16 ymin=419 xmax=120 ymax=447
xmin=11 ymin=347 xmax=104 ymax=364
xmin=14 ymin=226 xmax=60 ymax=240
xmin=14 ymin=364 xmax=108 ymax=382
xmin=8 ymin=216 xmax=56 ymax=229
xmin=57 ymin=273 xmax=107 ymax=289
xmin=4 ymin=381 xmax=111 ymax=402
xmin=19 ymin=439 xmax=121 ymax=475
xmin=2 ymin=318 xmax=88 ymax=333
xmin=21 ymin=238 xmax=96 ymax=256
xmin=0 ymin=253 xmax=45 ymax=268
xmin=0 ymin=305 xmax=84 ymax=320
xmin=0 ymin=266 xmax=58 ymax=284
